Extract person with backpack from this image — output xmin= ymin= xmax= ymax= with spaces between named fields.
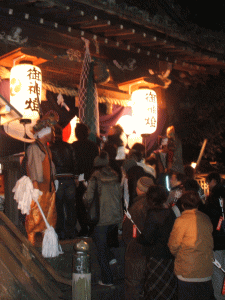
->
xmin=83 ymin=150 xmax=123 ymax=286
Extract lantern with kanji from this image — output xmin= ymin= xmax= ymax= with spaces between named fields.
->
xmin=10 ymin=63 xmax=42 ymax=121
xmin=5 ymin=62 xmax=42 ymax=142
xmin=131 ymin=88 xmax=157 ymax=135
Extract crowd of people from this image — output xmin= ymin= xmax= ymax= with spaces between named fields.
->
xmin=22 ymin=114 xmax=225 ymax=299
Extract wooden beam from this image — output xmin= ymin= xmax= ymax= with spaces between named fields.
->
xmin=141 ymin=40 xmax=167 ymax=47
xmin=105 ymin=28 xmax=135 ymax=37
xmin=80 ymin=20 xmax=111 ymax=29
xmin=173 ymin=61 xmax=207 ymax=73
xmin=97 ymin=84 xmax=130 ymax=100
xmin=67 ymin=15 xmax=98 ymax=25
xmin=92 ymin=24 xmax=124 ymax=33
xmin=115 ymin=32 xmax=148 ymax=42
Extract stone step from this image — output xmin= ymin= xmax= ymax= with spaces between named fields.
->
xmin=44 ymin=237 xmax=125 ymax=283
xmin=56 ymin=280 xmax=125 ymax=300
xmin=37 ymin=237 xmax=126 ymax=300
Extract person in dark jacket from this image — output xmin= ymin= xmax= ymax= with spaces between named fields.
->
xmin=72 ymin=123 xmax=99 ymax=237
xmin=123 ymin=149 xmax=155 ymax=208
xmin=50 ymin=126 xmax=78 ymax=240
xmin=201 ymin=172 xmax=225 ymax=300
xmin=123 ymin=176 xmax=154 ymax=300
xmin=83 ymin=151 xmax=123 ymax=286
xmin=138 ymin=185 xmax=177 ymax=300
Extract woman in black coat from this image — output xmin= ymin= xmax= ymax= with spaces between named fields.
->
xmin=138 ymin=185 xmax=177 ymax=300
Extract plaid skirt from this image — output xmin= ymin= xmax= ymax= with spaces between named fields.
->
xmin=144 ymin=257 xmax=177 ymax=300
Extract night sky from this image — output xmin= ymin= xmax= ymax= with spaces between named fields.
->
xmin=176 ymin=1 xmax=225 ymax=31
xmin=121 ymin=0 xmax=225 ymax=31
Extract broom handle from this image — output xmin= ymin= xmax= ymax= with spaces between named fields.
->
xmin=35 ymin=199 xmax=50 ymax=229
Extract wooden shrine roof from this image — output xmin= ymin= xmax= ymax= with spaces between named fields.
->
xmin=0 ymin=0 xmax=224 ymax=91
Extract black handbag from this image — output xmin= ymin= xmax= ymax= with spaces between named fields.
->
xmin=86 ymin=177 xmax=100 ymax=226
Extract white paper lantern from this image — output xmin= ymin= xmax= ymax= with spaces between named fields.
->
xmin=10 ymin=63 xmax=42 ymax=120
xmin=131 ymin=88 xmax=157 ymax=135
xmin=4 ymin=63 xmax=42 ymax=142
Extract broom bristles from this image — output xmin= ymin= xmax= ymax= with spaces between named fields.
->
xmin=42 ymin=226 xmax=63 ymax=258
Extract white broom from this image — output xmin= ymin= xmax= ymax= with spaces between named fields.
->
xmin=13 ymin=175 xmax=63 ymax=258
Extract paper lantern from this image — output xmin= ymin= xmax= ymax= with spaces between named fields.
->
xmin=10 ymin=63 xmax=42 ymax=120
xmin=4 ymin=63 xmax=42 ymax=142
xmin=131 ymin=88 xmax=157 ymax=135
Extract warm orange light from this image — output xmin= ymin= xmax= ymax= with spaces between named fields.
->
xmin=63 ymin=116 xmax=79 ymax=144
xmin=128 ymin=133 xmax=143 ymax=149
xmin=131 ymin=88 xmax=157 ymax=135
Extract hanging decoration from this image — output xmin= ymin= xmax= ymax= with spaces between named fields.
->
xmin=78 ymin=38 xmax=99 ymax=137
xmin=57 ymin=93 xmax=70 ymax=111
xmin=0 ymin=27 xmax=28 ymax=45
xmin=131 ymin=88 xmax=157 ymax=135
xmin=66 ymin=49 xmax=82 ymax=62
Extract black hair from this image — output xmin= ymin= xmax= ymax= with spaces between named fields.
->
xmin=131 ymin=143 xmax=145 ymax=154
xmin=170 ymin=171 xmax=186 ymax=183
xmin=128 ymin=149 xmax=143 ymax=162
xmin=146 ymin=185 xmax=167 ymax=207
xmin=103 ymin=142 xmax=117 ymax=160
xmin=75 ymin=123 xmax=89 ymax=140
xmin=183 ymin=179 xmax=200 ymax=193
xmin=180 ymin=191 xmax=201 ymax=210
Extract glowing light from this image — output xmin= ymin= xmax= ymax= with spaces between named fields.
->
xmin=63 ymin=116 xmax=79 ymax=144
xmin=10 ymin=63 xmax=42 ymax=121
xmin=191 ymin=162 xmax=197 ymax=169
xmin=127 ymin=133 xmax=142 ymax=149
xmin=131 ymin=88 xmax=157 ymax=135
xmin=116 ymin=115 xmax=134 ymax=135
